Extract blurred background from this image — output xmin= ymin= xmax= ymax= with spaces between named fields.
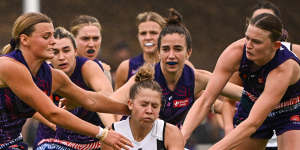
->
xmin=1 ymin=0 xmax=300 ymax=149
xmin=1 ymin=0 xmax=300 ymax=72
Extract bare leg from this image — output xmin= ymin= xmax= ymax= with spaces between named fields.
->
xmin=232 ymin=137 xmax=268 ymax=150
xmin=278 ymin=130 xmax=300 ymax=150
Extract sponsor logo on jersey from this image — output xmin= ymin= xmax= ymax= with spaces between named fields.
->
xmin=290 ymin=115 xmax=300 ymax=122
xmin=173 ymin=98 xmax=189 ymax=108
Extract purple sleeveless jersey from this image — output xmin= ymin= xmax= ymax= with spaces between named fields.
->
xmin=154 ymin=63 xmax=195 ymax=126
xmin=35 ymin=56 xmax=104 ymax=149
xmin=127 ymin=53 xmax=144 ymax=81
xmin=234 ymin=44 xmax=300 ymax=138
xmin=0 ymin=50 xmax=52 ymax=149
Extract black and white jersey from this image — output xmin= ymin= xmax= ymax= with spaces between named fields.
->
xmin=112 ymin=118 xmax=166 ymax=150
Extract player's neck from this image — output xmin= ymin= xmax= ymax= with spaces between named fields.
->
xmin=162 ymin=67 xmax=183 ymax=91
xmin=129 ymin=118 xmax=153 ymax=142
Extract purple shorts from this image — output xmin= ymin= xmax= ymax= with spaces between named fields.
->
xmin=0 ymin=135 xmax=28 ymax=150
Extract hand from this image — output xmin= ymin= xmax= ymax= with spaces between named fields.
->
xmin=102 ymin=129 xmax=133 ymax=150
xmin=59 ymin=98 xmax=80 ymax=110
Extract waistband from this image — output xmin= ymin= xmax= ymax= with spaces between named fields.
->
xmin=37 ymin=138 xmax=101 ymax=150
xmin=268 ymin=95 xmax=300 ymax=118
xmin=274 ymin=95 xmax=300 ymax=110
xmin=244 ymin=90 xmax=300 ymax=108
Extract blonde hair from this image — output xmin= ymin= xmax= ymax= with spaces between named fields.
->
xmin=69 ymin=15 xmax=102 ymax=37
xmin=2 ymin=12 xmax=52 ymax=55
xmin=136 ymin=11 xmax=166 ymax=28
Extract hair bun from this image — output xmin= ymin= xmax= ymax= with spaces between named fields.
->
xmin=167 ymin=8 xmax=183 ymax=25
xmin=135 ymin=63 xmax=154 ymax=82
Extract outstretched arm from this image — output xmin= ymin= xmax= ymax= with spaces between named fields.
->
xmin=194 ymin=69 xmax=243 ymax=102
xmin=0 ymin=58 xmax=132 ymax=149
xmin=209 ymin=59 xmax=300 ymax=150
xmin=111 ymin=75 xmax=136 ymax=121
xmin=82 ymin=60 xmax=117 ymax=126
xmin=222 ymin=72 xmax=243 ymax=135
xmin=53 ymin=68 xmax=130 ymax=115
xmin=33 ymin=112 xmax=56 ymax=131
xmin=30 ymin=74 xmax=59 ymax=131
xmin=181 ymin=39 xmax=244 ymax=143
xmin=220 ymin=82 xmax=243 ymax=101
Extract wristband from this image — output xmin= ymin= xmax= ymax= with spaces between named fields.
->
xmin=96 ymin=126 xmax=104 ymax=139
xmin=96 ymin=126 xmax=109 ymax=142
xmin=100 ymin=128 xmax=109 ymax=142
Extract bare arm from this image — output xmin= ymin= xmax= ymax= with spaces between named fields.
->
xmin=194 ymin=69 xmax=243 ymax=101
xmin=181 ymin=39 xmax=244 ymax=142
xmin=111 ymin=75 xmax=136 ymax=104
xmin=209 ymin=59 xmax=300 ymax=150
xmin=193 ymin=69 xmax=212 ymax=93
xmin=222 ymin=72 xmax=242 ymax=135
xmin=0 ymin=58 xmax=132 ymax=149
xmin=82 ymin=60 xmax=117 ymax=126
xmin=83 ymin=61 xmax=114 ymax=95
xmin=53 ymin=68 xmax=130 ymax=115
xmin=222 ymin=100 xmax=236 ymax=135
xmin=220 ymin=82 xmax=243 ymax=101
xmin=32 ymin=112 xmax=56 ymax=131
xmin=193 ymin=70 xmax=225 ymax=114
xmin=165 ymin=123 xmax=185 ymax=150
xmin=114 ymin=60 xmax=129 ymax=90
xmin=291 ymin=43 xmax=300 ymax=57
xmin=111 ymin=75 xmax=136 ymax=121
xmin=0 ymin=58 xmax=99 ymax=139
